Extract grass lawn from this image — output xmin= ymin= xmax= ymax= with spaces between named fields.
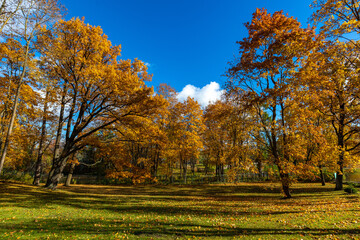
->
xmin=0 ymin=181 xmax=359 ymax=239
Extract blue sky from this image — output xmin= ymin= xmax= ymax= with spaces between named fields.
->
xmin=60 ymin=0 xmax=313 ymax=106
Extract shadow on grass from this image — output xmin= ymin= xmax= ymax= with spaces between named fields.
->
xmin=0 ymin=217 xmax=359 ymax=238
xmin=0 ymin=181 xmax=354 ymax=218
xmin=0 ymin=181 xmax=342 ymax=207
xmin=0 ymin=182 xmax=302 ymax=217
xmin=0 ymin=181 xmax=359 ymax=238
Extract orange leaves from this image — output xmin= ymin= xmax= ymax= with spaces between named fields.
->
xmin=226 ymin=8 xmax=325 ymax=197
xmin=168 ymin=97 xmax=204 ymax=159
xmin=38 ymin=18 xmax=120 ymax=87
xmin=236 ymin=8 xmax=316 ymax=77
xmin=311 ymin=0 xmax=360 ymax=38
xmin=35 ymin=17 xmax=168 ymax=188
xmin=297 ymin=38 xmax=360 ymax=179
xmin=203 ymin=100 xmax=255 ymax=173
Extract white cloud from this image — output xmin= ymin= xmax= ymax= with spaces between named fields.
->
xmin=177 ymin=81 xmax=224 ymax=107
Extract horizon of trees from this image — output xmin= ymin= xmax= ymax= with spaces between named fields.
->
xmin=0 ymin=0 xmax=360 ymax=198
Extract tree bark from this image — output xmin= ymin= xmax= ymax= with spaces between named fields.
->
xmin=65 ymin=162 xmax=76 ymax=187
xmin=335 ymin=164 xmax=344 ymax=190
xmin=335 ymin=104 xmax=345 ymax=190
xmin=45 ymin=85 xmax=66 ymax=189
xmin=151 ymin=147 xmax=159 ymax=177
xmin=191 ymin=159 xmax=195 ymax=175
xmin=280 ymin=172 xmax=292 ymax=198
xmin=46 ymin=156 xmax=67 ymax=190
xmin=335 ymin=153 xmax=344 ymax=191
xmin=182 ymin=159 xmax=187 ymax=184
xmin=0 ymin=83 xmax=21 ymax=174
xmin=335 ymin=172 xmax=343 ymax=190
xmin=319 ymin=166 xmax=326 ymax=186
xmin=33 ymin=90 xmax=49 ymax=185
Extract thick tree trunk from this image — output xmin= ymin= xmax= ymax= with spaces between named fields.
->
xmin=45 ymin=157 xmax=67 ymax=190
xmin=65 ymin=162 xmax=76 ymax=187
xmin=319 ymin=167 xmax=326 ymax=186
xmin=335 ymin=149 xmax=344 ymax=190
xmin=280 ymin=173 xmax=292 ymax=198
xmin=335 ymin=173 xmax=343 ymax=190
xmin=33 ymin=90 xmax=49 ymax=186
xmin=335 ymin=106 xmax=345 ymax=190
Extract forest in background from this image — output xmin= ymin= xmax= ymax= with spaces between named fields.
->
xmin=0 ymin=0 xmax=360 ymax=198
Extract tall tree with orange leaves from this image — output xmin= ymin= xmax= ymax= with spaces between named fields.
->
xmin=298 ymin=40 xmax=360 ymax=190
xmin=203 ymin=100 xmax=256 ymax=182
xmin=164 ymin=96 xmax=204 ymax=184
xmin=38 ymin=18 xmax=164 ymax=189
xmin=310 ymin=0 xmax=360 ymax=189
xmin=0 ymin=0 xmax=61 ymax=175
xmin=226 ymin=8 xmax=318 ymax=198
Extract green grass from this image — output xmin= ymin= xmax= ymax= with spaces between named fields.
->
xmin=0 ymin=181 xmax=359 ymax=239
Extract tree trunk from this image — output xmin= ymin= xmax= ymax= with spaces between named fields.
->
xmin=220 ymin=164 xmax=224 ymax=182
xmin=215 ymin=164 xmax=219 ymax=181
xmin=335 ymin=164 xmax=344 ymax=191
xmin=151 ymin=149 xmax=159 ymax=178
xmin=45 ymin=157 xmax=67 ymax=190
xmin=33 ymin=90 xmax=49 ymax=186
xmin=335 ymin=150 xmax=344 ymax=190
xmin=319 ymin=166 xmax=326 ymax=186
xmin=0 ymin=31 xmax=31 ymax=175
xmin=335 ymin=106 xmax=345 ymax=190
xmin=257 ymin=159 xmax=262 ymax=174
xmin=65 ymin=162 xmax=75 ymax=187
xmin=191 ymin=159 xmax=195 ymax=175
xmin=0 ymin=83 xmax=21 ymax=174
xmin=335 ymin=173 xmax=343 ymax=190
xmin=280 ymin=173 xmax=292 ymax=198
xmin=45 ymin=85 xmax=66 ymax=189
xmin=182 ymin=160 xmax=187 ymax=184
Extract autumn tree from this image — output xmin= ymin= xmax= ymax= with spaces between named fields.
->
xmin=32 ymin=82 xmax=57 ymax=185
xmin=298 ymin=40 xmax=360 ymax=190
xmin=0 ymin=83 xmax=41 ymax=172
xmin=164 ymin=96 xmax=204 ymax=184
xmin=38 ymin=18 xmax=164 ymax=189
xmin=0 ymin=0 xmax=61 ymax=175
xmin=203 ymin=100 xmax=256 ymax=182
xmin=311 ymin=0 xmax=360 ymax=39
xmin=226 ymin=9 xmax=318 ymax=198
xmin=310 ymin=0 xmax=360 ymax=189
xmin=203 ymin=101 xmax=228 ymax=180
xmin=94 ymin=112 xmax=166 ymax=184
xmin=94 ymin=92 xmax=168 ymax=184
xmin=153 ymin=84 xmax=178 ymax=180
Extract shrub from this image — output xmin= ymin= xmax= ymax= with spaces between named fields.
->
xmin=0 ymin=170 xmax=33 ymax=184
xmin=344 ymin=184 xmax=358 ymax=194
